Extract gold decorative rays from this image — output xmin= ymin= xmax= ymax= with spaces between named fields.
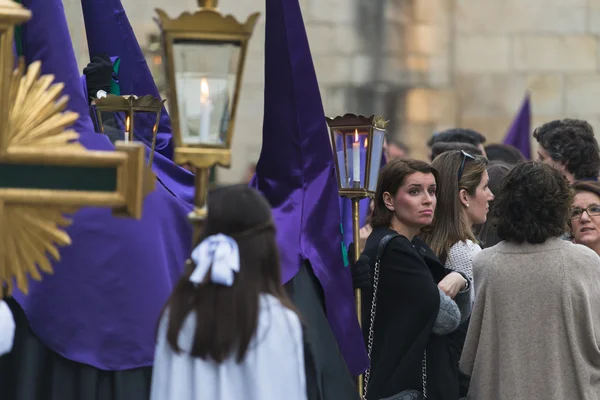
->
xmin=0 ymin=61 xmax=82 ymax=297
xmin=0 ymin=60 xmax=156 ymax=297
xmin=6 ymin=60 xmax=82 ymax=150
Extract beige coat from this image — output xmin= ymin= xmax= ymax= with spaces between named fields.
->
xmin=460 ymin=238 xmax=600 ymax=400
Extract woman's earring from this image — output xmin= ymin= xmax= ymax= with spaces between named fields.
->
xmin=466 ymin=203 xmax=470 ymax=207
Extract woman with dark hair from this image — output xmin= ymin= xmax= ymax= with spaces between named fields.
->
xmin=151 ymin=185 xmax=308 ymax=400
xmin=570 ymin=181 xmax=600 ymax=255
xmin=361 ymin=159 xmax=472 ymax=400
xmin=461 ymin=162 xmax=600 ymax=399
xmin=475 ymin=162 xmax=512 ymax=249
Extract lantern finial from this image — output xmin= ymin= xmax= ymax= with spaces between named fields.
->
xmin=198 ymin=0 xmax=218 ymax=9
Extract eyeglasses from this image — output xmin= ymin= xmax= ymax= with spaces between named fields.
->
xmin=457 ymin=150 xmax=476 ymax=182
xmin=571 ymin=205 xmax=600 ymax=220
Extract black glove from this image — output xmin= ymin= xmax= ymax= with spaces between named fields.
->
xmin=83 ymin=54 xmax=113 ymax=101
xmin=347 ymin=242 xmax=371 ymax=290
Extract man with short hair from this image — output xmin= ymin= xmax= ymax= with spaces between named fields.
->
xmin=430 ymin=141 xmax=482 ymax=161
xmin=384 ymin=139 xmax=409 ymax=160
xmin=428 ymin=128 xmax=487 ymax=157
xmin=533 ymin=119 xmax=600 ymax=183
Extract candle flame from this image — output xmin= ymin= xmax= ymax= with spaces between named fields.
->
xmin=364 ymin=137 xmax=368 ymax=148
xmin=201 ymin=78 xmax=210 ymax=101
xmin=354 ymin=129 xmax=359 ymax=143
xmin=125 ymin=115 xmax=130 ymax=132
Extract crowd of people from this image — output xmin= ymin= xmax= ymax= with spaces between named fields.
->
xmin=147 ymin=119 xmax=600 ymax=400
xmin=4 ymin=0 xmax=600 ymax=398
xmin=352 ymin=119 xmax=600 ymax=399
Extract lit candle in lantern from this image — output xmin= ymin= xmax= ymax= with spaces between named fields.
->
xmin=199 ymin=78 xmax=212 ymax=143
xmin=125 ymin=115 xmax=131 ymax=142
xmin=353 ymin=129 xmax=360 ymax=183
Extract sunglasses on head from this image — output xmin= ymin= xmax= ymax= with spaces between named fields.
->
xmin=457 ymin=150 xmax=476 ymax=182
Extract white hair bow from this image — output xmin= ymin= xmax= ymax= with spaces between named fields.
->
xmin=189 ymin=234 xmax=240 ymax=287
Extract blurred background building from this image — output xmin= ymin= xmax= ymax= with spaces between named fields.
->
xmin=64 ymin=0 xmax=600 ymax=183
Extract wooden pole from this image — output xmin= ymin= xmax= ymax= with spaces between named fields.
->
xmin=352 ymin=197 xmax=364 ymax=397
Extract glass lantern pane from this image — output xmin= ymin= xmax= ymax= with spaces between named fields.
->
xmin=368 ymin=128 xmax=386 ymax=192
xmin=334 ymin=129 xmax=368 ymax=189
xmin=172 ymin=40 xmax=241 ymax=147
xmin=93 ymin=110 xmax=132 ymax=144
xmin=333 ymin=130 xmax=348 ymax=189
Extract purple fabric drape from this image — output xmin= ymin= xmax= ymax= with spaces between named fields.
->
xmin=250 ymin=0 xmax=368 ymax=375
xmin=80 ymin=0 xmax=195 ymax=204
xmin=504 ymin=93 xmax=531 ymax=160
xmin=12 ymin=0 xmax=193 ymax=370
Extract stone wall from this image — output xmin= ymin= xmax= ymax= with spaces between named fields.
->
xmin=63 ymin=0 xmax=600 ymax=180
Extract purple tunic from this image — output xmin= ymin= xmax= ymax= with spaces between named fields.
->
xmin=12 ymin=0 xmax=193 ymax=371
xmin=250 ymin=0 xmax=368 ymax=375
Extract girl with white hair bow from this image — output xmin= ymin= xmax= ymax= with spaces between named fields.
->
xmin=151 ymin=185 xmax=310 ymax=400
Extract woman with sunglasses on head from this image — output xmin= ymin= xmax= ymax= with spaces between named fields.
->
xmin=421 ymin=150 xmax=494 ymax=398
xmin=361 ymin=159 xmax=472 ymax=400
xmin=151 ymin=185 xmax=311 ymax=400
xmin=570 ymin=181 xmax=600 ymax=255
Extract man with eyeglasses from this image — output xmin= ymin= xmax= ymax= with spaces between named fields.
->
xmin=533 ymin=119 xmax=600 ymax=183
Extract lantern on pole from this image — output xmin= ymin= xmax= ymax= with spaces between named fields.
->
xmin=92 ymin=94 xmax=165 ymax=166
xmin=155 ymin=0 xmax=259 ymax=235
xmin=326 ymin=114 xmax=388 ymax=379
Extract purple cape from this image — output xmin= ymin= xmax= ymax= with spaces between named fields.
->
xmin=80 ymin=0 xmax=195 ymax=203
xmin=12 ymin=0 xmax=193 ymax=370
xmin=251 ymin=0 xmax=368 ymax=375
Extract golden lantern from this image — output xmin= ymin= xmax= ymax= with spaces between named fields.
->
xmin=155 ymin=0 xmax=259 ymax=229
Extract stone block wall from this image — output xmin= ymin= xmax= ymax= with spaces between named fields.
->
xmin=62 ymin=0 xmax=600 ymax=180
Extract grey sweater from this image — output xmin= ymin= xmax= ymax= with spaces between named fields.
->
xmin=461 ymin=238 xmax=600 ymax=399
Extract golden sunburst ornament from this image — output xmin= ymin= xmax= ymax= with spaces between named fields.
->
xmin=0 ymin=61 xmax=84 ymax=297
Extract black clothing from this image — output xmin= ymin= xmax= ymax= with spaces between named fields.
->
xmin=348 ymin=242 xmax=371 ymax=290
xmin=1 ymin=290 xmax=323 ymax=400
xmin=83 ymin=54 xmax=113 ymax=102
xmin=0 ymin=297 xmax=152 ymax=400
xmin=361 ymin=228 xmax=459 ymax=400
xmin=285 ymin=261 xmax=359 ymax=400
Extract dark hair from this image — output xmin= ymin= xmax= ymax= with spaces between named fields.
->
xmin=371 ymin=159 xmax=439 ymax=228
xmin=387 ymin=139 xmax=410 ymax=152
xmin=421 ymin=150 xmax=488 ymax=261
xmin=163 ymin=185 xmax=297 ymax=363
xmin=431 ymin=141 xmax=482 ymax=161
xmin=474 ymin=162 xmax=512 ymax=248
xmin=533 ymin=119 xmax=600 ymax=180
xmin=573 ymin=180 xmax=600 ymax=198
xmin=484 ymin=143 xmax=526 ymax=166
xmin=427 ymin=128 xmax=487 ymax=148
xmin=494 ymin=162 xmax=572 ymax=244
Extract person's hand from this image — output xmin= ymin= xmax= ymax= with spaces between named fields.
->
xmin=438 ymin=272 xmax=467 ymax=299
xmin=83 ymin=54 xmax=114 ymax=101
xmin=348 ymin=242 xmax=371 ymax=290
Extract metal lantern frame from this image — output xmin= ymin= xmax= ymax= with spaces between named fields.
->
xmin=326 ymin=114 xmax=388 ymax=199
xmin=92 ymin=94 xmax=165 ymax=166
xmin=155 ymin=0 xmax=259 ymax=170
xmin=326 ymin=113 xmax=388 ymax=398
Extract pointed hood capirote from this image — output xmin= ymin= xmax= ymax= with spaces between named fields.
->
xmin=80 ymin=0 xmax=195 ymax=203
xmin=81 ymin=0 xmax=171 ymax=144
xmin=13 ymin=0 xmax=193 ymax=371
xmin=250 ymin=0 xmax=368 ymax=375
xmin=17 ymin=0 xmax=94 ymax=136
